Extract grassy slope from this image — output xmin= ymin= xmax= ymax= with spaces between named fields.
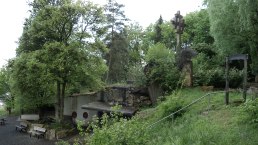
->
xmin=145 ymin=88 xmax=258 ymax=145
xmin=69 ymin=87 xmax=258 ymax=145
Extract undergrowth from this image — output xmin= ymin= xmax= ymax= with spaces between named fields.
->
xmin=56 ymin=88 xmax=258 ymax=145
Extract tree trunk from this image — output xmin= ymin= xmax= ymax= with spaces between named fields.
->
xmin=60 ymin=82 xmax=66 ymax=121
xmin=56 ymin=81 xmax=61 ymax=122
xmin=105 ymin=26 xmax=114 ymax=83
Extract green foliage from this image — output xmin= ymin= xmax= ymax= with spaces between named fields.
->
xmin=127 ymin=64 xmax=146 ymax=87
xmin=55 ymin=140 xmax=70 ymax=145
xmin=59 ymin=88 xmax=258 ymax=145
xmin=153 ymin=15 xmax=164 ymax=44
xmin=145 ymin=21 xmax=176 ymax=50
xmin=183 ymin=9 xmax=214 ymax=45
xmin=159 ymin=22 xmax=176 ymax=49
xmin=193 ymin=53 xmax=223 ymax=86
xmin=237 ymin=0 xmax=258 ymax=75
xmin=89 ymin=118 xmax=149 ymax=145
xmin=104 ymin=0 xmax=129 ymax=83
xmin=48 ymin=122 xmax=72 ymax=131
xmin=192 ymin=43 xmax=216 ymax=58
xmin=149 ymin=116 xmax=224 ymax=145
xmin=148 ymin=89 xmax=258 ymax=145
xmin=145 ymin=43 xmax=181 ymax=92
xmin=240 ymin=99 xmax=258 ymax=124
xmin=0 ymin=66 xmax=14 ymax=111
xmin=0 ymin=67 xmax=10 ymax=96
xmin=207 ymin=0 xmax=258 ymax=75
xmin=12 ymin=52 xmax=55 ymax=110
xmin=0 ymin=107 xmax=7 ymax=117
xmin=13 ymin=0 xmax=107 ymax=117
xmin=156 ymin=93 xmax=185 ymax=120
xmin=104 ymin=0 xmax=128 ymax=34
xmin=193 ymin=50 xmax=243 ymax=88
xmin=106 ymin=31 xmax=129 ymax=83
xmin=127 ymin=23 xmax=144 ymax=66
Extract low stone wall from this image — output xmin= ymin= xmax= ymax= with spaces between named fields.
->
xmin=102 ymin=86 xmax=152 ymax=108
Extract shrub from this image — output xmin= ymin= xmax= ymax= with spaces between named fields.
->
xmin=59 ymin=105 xmax=151 ymax=145
xmin=228 ymin=68 xmax=243 ymax=88
xmin=193 ymin=53 xmax=243 ymax=88
xmin=87 ymin=115 xmax=150 ymax=145
xmin=145 ymin=43 xmax=181 ymax=92
xmin=156 ymin=93 xmax=185 ymax=120
xmin=240 ymin=99 xmax=258 ymax=124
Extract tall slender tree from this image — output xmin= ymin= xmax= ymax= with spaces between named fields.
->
xmin=154 ymin=15 xmax=164 ymax=44
xmin=104 ymin=0 xmax=129 ymax=83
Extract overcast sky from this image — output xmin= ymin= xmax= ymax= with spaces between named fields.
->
xmin=0 ymin=0 xmax=203 ymax=67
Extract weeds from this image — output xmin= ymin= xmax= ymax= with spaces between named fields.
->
xmin=57 ymin=88 xmax=258 ymax=145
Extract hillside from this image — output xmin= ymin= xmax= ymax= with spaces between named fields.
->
xmin=82 ymin=87 xmax=258 ymax=145
xmin=147 ymin=88 xmax=258 ymax=145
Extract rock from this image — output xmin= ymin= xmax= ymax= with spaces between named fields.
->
xmin=46 ymin=129 xmax=56 ymax=140
xmin=56 ymin=130 xmax=68 ymax=139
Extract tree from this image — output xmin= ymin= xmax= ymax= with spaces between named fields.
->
xmin=207 ymin=0 xmax=258 ymax=80
xmin=0 ymin=66 xmax=14 ymax=114
xmin=145 ymin=43 xmax=181 ymax=93
xmin=104 ymin=0 xmax=128 ymax=40
xmin=207 ymin=0 xmax=245 ymax=55
xmin=237 ymin=0 xmax=258 ymax=78
xmin=143 ymin=21 xmax=176 ymax=51
xmin=105 ymin=30 xmax=129 ymax=83
xmin=104 ymin=0 xmax=129 ymax=83
xmin=159 ymin=22 xmax=176 ymax=50
xmin=154 ymin=15 xmax=164 ymax=44
xmin=12 ymin=52 xmax=55 ymax=112
xmin=126 ymin=23 xmax=144 ymax=66
xmin=13 ymin=0 xmax=107 ymax=121
xmin=183 ymin=9 xmax=214 ymax=46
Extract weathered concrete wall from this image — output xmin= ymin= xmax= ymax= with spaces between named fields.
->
xmin=63 ymin=86 xmax=152 ymax=122
xmin=63 ymin=92 xmax=100 ymax=122
xmin=76 ymin=94 xmax=99 ymax=121
xmin=63 ymin=97 xmax=74 ymax=116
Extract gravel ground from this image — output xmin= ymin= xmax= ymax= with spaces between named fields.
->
xmin=0 ymin=116 xmax=55 ymax=145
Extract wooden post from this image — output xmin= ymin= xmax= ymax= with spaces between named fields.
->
xmin=243 ymin=55 xmax=248 ymax=101
xmin=225 ymin=57 xmax=229 ymax=105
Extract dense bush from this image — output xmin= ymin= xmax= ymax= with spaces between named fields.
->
xmin=228 ymin=68 xmax=244 ymax=88
xmin=156 ymin=93 xmax=185 ymax=120
xmin=193 ymin=53 xmax=243 ymax=88
xmin=87 ymin=114 xmax=150 ymax=145
xmin=145 ymin=43 xmax=181 ymax=92
xmin=193 ymin=53 xmax=222 ymax=87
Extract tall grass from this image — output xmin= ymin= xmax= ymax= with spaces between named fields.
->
xmin=147 ymin=88 xmax=258 ymax=145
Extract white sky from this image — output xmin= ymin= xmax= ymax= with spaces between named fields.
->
xmin=0 ymin=0 xmax=203 ymax=67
